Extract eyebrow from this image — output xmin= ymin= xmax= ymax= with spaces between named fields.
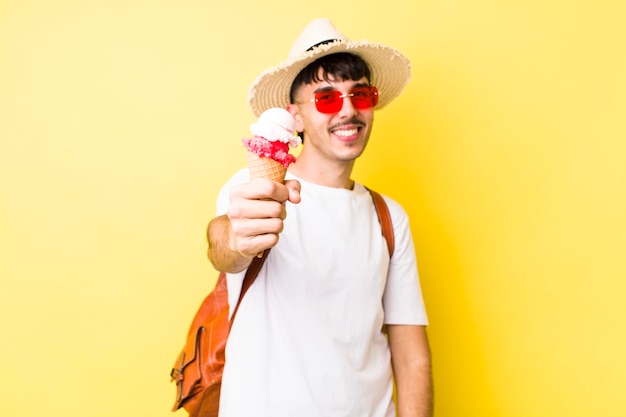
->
xmin=312 ymin=81 xmax=370 ymax=94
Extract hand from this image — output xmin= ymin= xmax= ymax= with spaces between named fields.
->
xmin=227 ymin=178 xmax=301 ymax=258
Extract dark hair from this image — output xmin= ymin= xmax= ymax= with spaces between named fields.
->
xmin=289 ymin=52 xmax=372 ymax=103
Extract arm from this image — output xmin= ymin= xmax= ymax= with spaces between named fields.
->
xmin=387 ymin=324 xmax=433 ymax=417
xmin=207 ymin=178 xmax=301 ymax=273
xmin=206 ymin=214 xmax=255 ymax=273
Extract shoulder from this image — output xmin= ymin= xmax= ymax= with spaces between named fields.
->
xmin=361 ymin=186 xmax=410 ymax=231
xmin=215 ymin=167 xmax=249 ymax=216
xmin=379 ymin=193 xmax=407 ymax=218
xmin=225 ymin=167 xmax=250 ymax=185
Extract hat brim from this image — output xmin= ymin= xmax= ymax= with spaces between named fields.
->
xmin=248 ymin=40 xmax=411 ymax=118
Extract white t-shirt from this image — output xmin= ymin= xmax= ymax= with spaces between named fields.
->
xmin=216 ymin=168 xmax=428 ymax=417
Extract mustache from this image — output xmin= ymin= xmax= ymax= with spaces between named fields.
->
xmin=329 ymin=118 xmax=366 ymax=131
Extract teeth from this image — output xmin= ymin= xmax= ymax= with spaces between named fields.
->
xmin=334 ymin=128 xmax=358 ymax=137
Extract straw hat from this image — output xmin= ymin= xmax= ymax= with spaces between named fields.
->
xmin=247 ymin=18 xmax=411 ymax=118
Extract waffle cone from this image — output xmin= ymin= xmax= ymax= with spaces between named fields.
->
xmin=247 ymin=152 xmax=287 ymax=183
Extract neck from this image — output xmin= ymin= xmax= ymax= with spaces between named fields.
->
xmin=289 ymin=155 xmax=355 ymax=189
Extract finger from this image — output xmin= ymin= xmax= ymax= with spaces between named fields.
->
xmin=233 ymin=179 xmax=290 ymax=202
xmin=234 ymin=233 xmax=280 ymax=258
xmin=228 ymin=199 xmax=285 ymax=222
xmin=231 ymin=217 xmax=285 ymax=238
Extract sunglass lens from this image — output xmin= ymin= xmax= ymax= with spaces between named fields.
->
xmin=315 ymin=91 xmax=343 ymax=113
xmin=351 ymin=86 xmax=379 ymax=109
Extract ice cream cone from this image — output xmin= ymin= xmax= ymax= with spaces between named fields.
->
xmin=247 ymin=151 xmax=287 ymax=183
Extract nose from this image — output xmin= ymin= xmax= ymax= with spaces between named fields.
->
xmin=337 ymin=94 xmax=358 ymax=118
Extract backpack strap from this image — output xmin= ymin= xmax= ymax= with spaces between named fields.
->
xmin=230 ymin=249 xmax=270 ymax=325
xmin=367 ymin=188 xmax=395 ymax=258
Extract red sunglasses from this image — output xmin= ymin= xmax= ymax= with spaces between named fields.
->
xmin=309 ymin=86 xmax=379 ymax=114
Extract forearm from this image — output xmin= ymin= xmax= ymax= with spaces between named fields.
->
xmin=206 ymin=215 xmax=253 ymax=273
xmin=388 ymin=325 xmax=433 ymax=417
xmin=394 ymin=355 xmax=433 ymax=417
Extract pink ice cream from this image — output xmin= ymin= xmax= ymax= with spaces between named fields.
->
xmin=242 ymin=108 xmax=300 ymax=168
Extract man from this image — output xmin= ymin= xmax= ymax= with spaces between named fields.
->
xmin=207 ymin=18 xmax=432 ymax=417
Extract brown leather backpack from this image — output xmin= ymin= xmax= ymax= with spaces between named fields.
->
xmin=170 ymin=188 xmax=394 ymax=417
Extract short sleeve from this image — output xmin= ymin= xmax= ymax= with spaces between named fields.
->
xmin=381 ymin=196 xmax=429 ymax=325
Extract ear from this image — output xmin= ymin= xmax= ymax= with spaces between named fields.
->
xmin=286 ymin=104 xmax=304 ymax=133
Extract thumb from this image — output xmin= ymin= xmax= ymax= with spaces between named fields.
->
xmin=284 ymin=179 xmax=301 ymax=204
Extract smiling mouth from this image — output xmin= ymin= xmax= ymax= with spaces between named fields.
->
xmin=333 ymin=127 xmax=360 ymax=137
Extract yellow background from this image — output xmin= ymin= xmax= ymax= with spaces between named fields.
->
xmin=2 ymin=1 xmax=625 ymax=416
